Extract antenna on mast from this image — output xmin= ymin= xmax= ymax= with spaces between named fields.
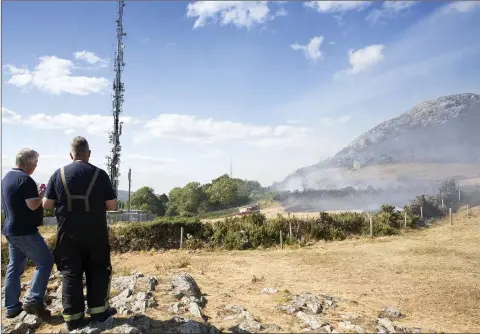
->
xmin=128 ymin=168 xmax=131 ymax=212
xmin=106 ymin=0 xmax=126 ymax=196
xmin=230 ymin=158 xmax=233 ymax=178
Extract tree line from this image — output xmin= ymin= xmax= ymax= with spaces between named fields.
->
xmin=124 ymin=174 xmax=270 ymax=216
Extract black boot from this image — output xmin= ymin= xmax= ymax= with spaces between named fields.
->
xmin=23 ymin=302 xmax=51 ymax=319
xmin=5 ymin=302 xmax=23 ymax=319
xmin=89 ymin=307 xmax=117 ymax=323
xmin=65 ymin=317 xmax=85 ymax=331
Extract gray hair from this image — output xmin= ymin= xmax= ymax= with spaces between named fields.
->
xmin=70 ymin=136 xmax=90 ymax=156
xmin=16 ymin=148 xmax=39 ymax=167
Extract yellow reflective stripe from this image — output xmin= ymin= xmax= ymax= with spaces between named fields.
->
xmin=63 ymin=312 xmax=84 ymax=321
xmin=89 ymin=305 xmax=108 ymax=315
xmin=89 ymin=266 xmax=112 ymax=315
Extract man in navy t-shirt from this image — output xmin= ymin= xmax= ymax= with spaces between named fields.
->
xmin=1 ymin=149 xmax=53 ymax=319
xmin=43 ymin=136 xmax=117 ymax=330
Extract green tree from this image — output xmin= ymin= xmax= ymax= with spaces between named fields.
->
xmin=207 ymin=175 xmax=238 ymax=208
xmin=130 ymin=186 xmax=165 ymax=216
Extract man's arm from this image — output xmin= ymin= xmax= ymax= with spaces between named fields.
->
xmin=23 ymin=177 xmax=43 ymax=211
xmin=42 ymin=171 xmax=58 ymax=210
xmin=101 ymin=170 xmax=117 ymax=211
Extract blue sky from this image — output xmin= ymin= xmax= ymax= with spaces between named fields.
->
xmin=2 ymin=1 xmax=480 ymax=194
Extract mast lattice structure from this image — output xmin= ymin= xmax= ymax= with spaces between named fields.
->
xmin=107 ymin=0 xmax=126 ymax=196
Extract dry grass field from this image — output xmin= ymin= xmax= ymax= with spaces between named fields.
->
xmin=6 ymin=206 xmax=475 ymax=333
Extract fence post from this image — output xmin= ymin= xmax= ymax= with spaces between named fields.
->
xmin=289 ymin=221 xmax=292 ymax=239
xmin=404 ymin=211 xmax=407 ymax=228
xmin=180 ymin=227 xmax=184 ymax=249
xmin=449 ymin=208 xmax=452 ymax=225
xmin=280 ymin=231 xmax=283 ymax=250
xmin=369 ymin=214 xmax=373 ymax=238
xmin=466 ymin=204 xmax=469 ymax=216
xmin=420 ymin=206 xmax=423 ymax=220
xmin=442 ymin=197 xmax=444 ymax=208
xmin=458 ymin=189 xmax=461 ymax=202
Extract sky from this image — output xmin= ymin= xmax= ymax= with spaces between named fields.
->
xmin=2 ymin=0 xmax=480 ymax=195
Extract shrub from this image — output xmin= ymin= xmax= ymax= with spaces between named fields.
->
xmin=108 ymin=217 xmax=211 ymax=252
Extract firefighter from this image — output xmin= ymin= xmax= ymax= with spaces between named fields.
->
xmin=43 ymin=136 xmax=117 ymax=330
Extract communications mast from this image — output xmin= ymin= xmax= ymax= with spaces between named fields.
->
xmin=107 ymin=0 xmax=126 ymax=196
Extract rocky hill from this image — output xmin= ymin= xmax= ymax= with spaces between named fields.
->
xmin=274 ymin=93 xmax=480 ymax=191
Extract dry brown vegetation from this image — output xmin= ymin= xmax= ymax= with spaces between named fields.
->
xmin=8 ymin=206 xmax=473 ymax=332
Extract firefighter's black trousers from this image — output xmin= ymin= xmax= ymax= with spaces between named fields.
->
xmin=54 ymin=228 xmax=112 ymax=322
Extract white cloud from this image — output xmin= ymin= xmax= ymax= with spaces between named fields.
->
xmin=73 ymin=50 xmax=107 ymax=66
xmin=4 ymin=107 xmax=316 ymax=150
xmin=122 ymin=154 xmax=178 ymax=164
xmin=366 ymin=1 xmax=417 ymax=25
xmin=443 ymin=1 xmax=480 ymax=13
xmin=134 ymin=114 xmax=313 ymax=149
xmin=273 ymin=7 xmax=288 ymax=18
xmin=201 ymin=150 xmax=222 ymax=159
xmin=4 ymin=55 xmax=109 ymax=95
xmin=2 ymin=107 xmax=22 ymax=123
xmin=2 ymin=107 xmax=133 ymax=137
xmin=186 ymin=1 xmax=282 ymax=29
xmin=305 ymin=1 xmax=372 ymax=13
xmin=336 ymin=44 xmax=385 ymax=78
xmin=319 ymin=115 xmax=352 ymax=127
xmin=291 ymin=36 xmax=324 ymax=62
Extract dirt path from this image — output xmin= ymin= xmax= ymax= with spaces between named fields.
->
xmin=8 ymin=207 xmax=480 ymax=333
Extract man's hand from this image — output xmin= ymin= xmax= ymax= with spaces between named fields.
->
xmin=37 ymin=184 xmax=46 ymax=199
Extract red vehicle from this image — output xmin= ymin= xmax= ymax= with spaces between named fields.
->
xmin=239 ymin=204 xmax=260 ymax=216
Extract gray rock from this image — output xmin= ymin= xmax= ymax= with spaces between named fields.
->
xmin=110 ymin=288 xmax=134 ymax=309
xmin=306 ymin=301 xmax=322 ymax=314
xmin=296 ymin=311 xmax=326 ymax=330
xmin=131 ymin=270 xmax=144 ymax=279
xmin=148 ymin=277 xmax=158 ymax=291
xmin=170 ymin=290 xmax=185 ymax=299
xmin=224 ymin=304 xmax=246 ymax=314
xmin=278 ymin=304 xmax=299 ymax=314
xmin=339 ymin=321 xmax=366 ymax=333
xmin=111 ymin=276 xmax=136 ymax=293
xmin=171 ymin=274 xmax=202 ymax=299
xmin=132 ymin=292 xmax=148 ymax=313
xmin=23 ymin=314 xmax=42 ymax=328
xmin=341 ymin=313 xmax=360 ymax=320
xmin=177 ymin=321 xmax=210 ymax=334
xmin=322 ymin=324 xmax=333 ymax=333
xmin=110 ymin=324 xmax=141 ymax=334
xmin=261 ymin=287 xmax=278 ymax=294
xmin=169 ymin=302 xmax=182 ymax=314
xmin=127 ymin=314 xmax=152 ymax=333
xmin=239 ymin=311 xmax=263 ymax=332
xmin=187 ymin=302 xmax=204 ymax=319
xmin=70 ymin=326 xmax=102 ymax=334
xmin=209 ymin=326 xmax=222 ymax=334
xmin=380 ymin=307 xmax=402 ymax=320
xmin=378 ymin=318 xmax=396 ymax=333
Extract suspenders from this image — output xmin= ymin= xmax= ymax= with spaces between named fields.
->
xmin=60 ymin=167 xmax=100 ymax=212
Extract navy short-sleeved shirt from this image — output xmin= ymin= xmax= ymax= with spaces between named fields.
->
xmin=45 ymin=161 xmax=116 ymax=237
xmin=2 ymin=168 xmax=43 ymax=236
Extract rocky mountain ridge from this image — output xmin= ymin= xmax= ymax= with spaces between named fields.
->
xmin=274 ymin=93 xmax=480 ymax=191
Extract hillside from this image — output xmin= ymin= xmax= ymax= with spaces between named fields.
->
xmin=274 ymin=93 xmax=480 ymax=191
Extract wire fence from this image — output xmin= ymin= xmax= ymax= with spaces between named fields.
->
xmin=42 ymin=212 xmax=155 ymax=226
